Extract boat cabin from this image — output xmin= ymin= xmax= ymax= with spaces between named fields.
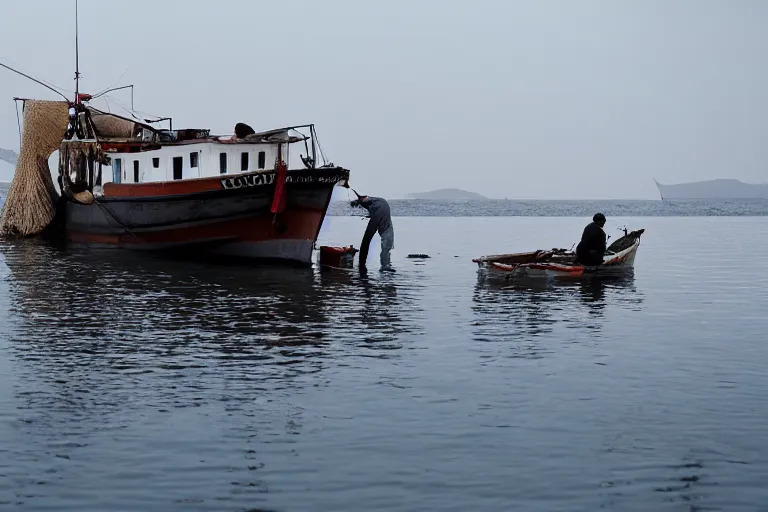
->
xmin=59 ymin=106 xmax=323 ymax=196
xmin=105 ymin=140 xmax=284 ymax=185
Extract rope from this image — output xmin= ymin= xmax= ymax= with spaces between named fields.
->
xmin=92 ymin=198 xmax=141 ymax=242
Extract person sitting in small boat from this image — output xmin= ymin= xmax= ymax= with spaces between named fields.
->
xmin=350 ymin=191 xmax=394 ymax=271
xmin=576 ymin=213 xmax=607 ymax=266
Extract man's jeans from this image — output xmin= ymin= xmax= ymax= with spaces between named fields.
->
xmin=380 ymin=227 xmax=394 ymax=268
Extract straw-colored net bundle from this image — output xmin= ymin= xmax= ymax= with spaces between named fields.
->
xmin=89 ymin=111 xmax=135 ymax=138
xmin=0 ymin=100 xmax=69 ymax=237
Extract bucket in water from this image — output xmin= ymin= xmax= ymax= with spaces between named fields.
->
xmin=319 ymin=245 xmax=358 ymax=268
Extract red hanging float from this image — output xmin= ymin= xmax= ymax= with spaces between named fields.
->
xmin=271 ymin=144 xmax=288 ymax=214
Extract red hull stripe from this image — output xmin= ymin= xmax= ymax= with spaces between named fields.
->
xmin=104 ymin=174 xmax=228 ymax=198
xmin=102 ymin=168 xmax=349 ymax=199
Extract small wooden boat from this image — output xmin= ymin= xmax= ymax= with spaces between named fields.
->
xmin=473 ymin=229 xmax=645 ymax=281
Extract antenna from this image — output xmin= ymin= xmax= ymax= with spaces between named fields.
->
xmin=74 ymin=0 xmax=80 ymax=102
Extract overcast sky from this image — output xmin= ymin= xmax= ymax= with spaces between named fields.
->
xmin=1 ymin=0 xmax=766 ymax=198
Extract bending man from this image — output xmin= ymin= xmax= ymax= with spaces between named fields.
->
xmin=575 ymin=213 xmax=607 ymax=266
xmin=350 ymin=193 xmax=394 ymax=270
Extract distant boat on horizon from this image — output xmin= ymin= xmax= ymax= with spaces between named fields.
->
xmin=654 ymin=178 xmax=768 ymax=200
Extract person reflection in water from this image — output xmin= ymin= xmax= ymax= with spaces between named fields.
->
xmin=350 ymin=191 xmax=394 ymax=271
xmin=576 ymin=213 xmax=607 ymax=266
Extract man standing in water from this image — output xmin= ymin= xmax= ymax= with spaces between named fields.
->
xmin=350 ymin=192 xmax=394 ymax=271
xmin=575 ymin=213 xmax=607 ymax=266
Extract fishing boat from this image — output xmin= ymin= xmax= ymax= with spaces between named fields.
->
xmin=1 ymin=3 xmax=350 ymax=266
xmin=56 ymin=106 xmax=350 ymax=265
xmin=473 ymin=228 xmax=645 ymax=281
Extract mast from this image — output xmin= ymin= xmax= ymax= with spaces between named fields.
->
xmin=74 ymin=0 xmax=80 ymax=103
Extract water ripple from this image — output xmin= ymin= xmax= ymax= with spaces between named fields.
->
xmin=1 ymin=216 xmax=767 ymax=511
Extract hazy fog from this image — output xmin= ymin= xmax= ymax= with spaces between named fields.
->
xmin=1 ymin=0 xmax=766 ymax=199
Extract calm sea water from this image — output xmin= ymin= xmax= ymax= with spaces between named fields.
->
xmin=2 ymin=190 xmax=768 ymax=510
xmin=328 ymin=198 xmax=768 ymax=217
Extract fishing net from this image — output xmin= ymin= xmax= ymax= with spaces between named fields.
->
xmin=0 ymin=100 xmax=69 ymax=237
xmin=89 ymin=111 xmax=134 ymax=138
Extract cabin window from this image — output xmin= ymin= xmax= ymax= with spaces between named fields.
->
xmin=112 ymin=158 xmax=122 ymax=184
xmin=241 ymin=152 xmax=249 ymax=171
xmin=133 ymin=161 xmax=139 ymax=183
xmin=258 ymin=151 xmax=266 ymax=169
xmin=173 ymin=156 xmax=183 ymax=180
xmin=190 ymin=152 xmax=198 ymax=168
xmin=219 ymin=152 xmax=227 ymax=174
xmin=152 ymin=157 xmax=160 ymax=168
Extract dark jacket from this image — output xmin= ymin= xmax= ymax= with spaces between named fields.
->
xmin=358 ymin=196 xmax=392 ymax=264
xmin=576 ymin=222 xmax=606 ymax=263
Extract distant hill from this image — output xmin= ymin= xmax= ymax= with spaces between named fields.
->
xmin=0 ymin=148 xmax=18 ymax=166
xmin=655 ymin=178 xmax=768 ymax=199
xmin=406 ymin=188 xmax=487 ymax=200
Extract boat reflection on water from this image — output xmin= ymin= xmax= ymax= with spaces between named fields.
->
xmin=316 ymin=266 xmax=425 ymax=351
xmin=471 ymin=271 xmax=644 ymax=359
xmin=0 ymin=242 xmax=327 ymax=425
xmin=0 ymin=239 xmax=423 ymax=412
xmin=0 ymin=238 xmax=428 ymax=505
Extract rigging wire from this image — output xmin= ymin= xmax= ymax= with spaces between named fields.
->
xmin=104 ymin=95 xmax=144 ymax=121
xmin=2 ymin=61 xmax=73 ymax=96
xmin=91 ymin=84 xmax=132 ymax=101
xmin=92 ymin=69 xmax=129 ymax=99
xmin=36 ymin=78 xmax=72 ymax=96
xmin=90 ymin=93 xmax=140 ymax=121
xmin=14 ymin=100 xmax=22 ymax=149
xmin=103 ymin=93 xmax=167 ymax=124
xmin=0 ymin=60 xmax=71 ymax=102
xmin=313 ymin=128 xmax=329 ymax=166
